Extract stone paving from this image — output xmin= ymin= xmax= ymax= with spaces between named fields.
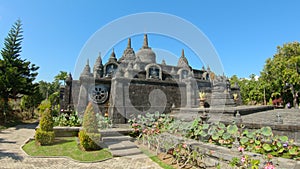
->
xmin=238 ymin=108 xmax=300 ymax=125
xmin=209 ymin=108 xmax=300 ymax=125
xmin=0 ymin=123 xmax=162 ymax=169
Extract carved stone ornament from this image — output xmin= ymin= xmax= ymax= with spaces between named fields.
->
xmin=89 ymin=85 xmax=109 ymax=104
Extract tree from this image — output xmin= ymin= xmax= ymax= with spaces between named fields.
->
xmin=54 ymin=71 xmax=68 ymax=85
xmin=230 ymin=74 xmax=265 ymax=105
xmin=20 ymin=91 xmax=43 ymax=118
xmin=261 ymin=42 xmax=300 ymax=108
xmin=38 ymin=80 xmax=59 ymax=100
xmin=0 ymin=19 xmax=39 ymax=117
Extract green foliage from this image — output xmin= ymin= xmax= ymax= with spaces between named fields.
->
xmin=20 ymin=93 xmax=43 ymax=112
xmin=229 ymin=157 xmax=240 ymax=167
xmin=78 ymin=130 xmax=101 ymax=151
xmin=261 ymin=42 xmax=300 ymax=107
xmin=131 ymin=113 xmax=300 ymax=161
xmin=82 ymin=102 xmax=98 ymax=133
xmin=230 ymin=42 xmax=300 ymax=106
xmin=35 ymin=107 xmax=55 ymax=145
xmin=96 ymin=114 xmax=113 ymax=129
xmin=38 ymin=80 xmax=59 ymax=101
xmin=38 ymin=100 xmax=51 ymax=114
xmin=48 ymin=91 xmax=60 ymax=107
xmin=35 ymin=128 xmax=55 ymax=145
xmin=260 ymin=126 xmax=272 ymax=137
xmin=54 ymin=71 xmax=68 ymax=85
xmin=23 ymin=137 xmax=112 ymax=162
xmin=230 ymin=74 xmax=265 ymax=105
xmin=170 ymin=143 xmax=205 ymax=168
xmin=79 ymin=102 xmax=101 ymax=151
xmin=0 ymin=19 xmax=39 ymax=118
xmin=53 ymin=112 xmax=82 ymax=127
xmin=39 ymin=108 xmax=54 ymax=131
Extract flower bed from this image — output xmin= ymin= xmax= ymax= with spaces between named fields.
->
xmin=129 ymin=112 xmax=300 ymax=168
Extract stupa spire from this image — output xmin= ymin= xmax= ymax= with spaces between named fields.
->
xmin=177 ymin=49 xmax=189 ymax=68
xmin=109 ymin=48 xmax=117 ymax=62
xmin=142 ymin=34 xmax=149 ymax=49
xmin=127 ymin=38 xmax=131 ymax=48
xmin=80 ymin=58 xmax=92 ymax=77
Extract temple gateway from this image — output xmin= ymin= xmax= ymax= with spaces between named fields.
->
xmin=60 ymin=34 xmax=240 ymax=123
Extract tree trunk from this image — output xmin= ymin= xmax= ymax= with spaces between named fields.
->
xmin=3 ymin=97 xmax=9 ymax=124
xmin=291 ymin=86 xmax=298 ymax=109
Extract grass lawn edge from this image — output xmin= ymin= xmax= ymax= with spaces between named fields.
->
xmin=22 ymin=137 xmax=113 ymax=163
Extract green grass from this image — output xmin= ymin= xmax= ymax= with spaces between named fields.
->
xmin=23 ymin=137 xmax=112 ymax=162
xmin=140 ymin=147 xmax=175 ymax=169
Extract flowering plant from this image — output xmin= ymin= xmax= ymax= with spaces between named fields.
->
xmin=264 ymin=162 xmax=275 ymax=169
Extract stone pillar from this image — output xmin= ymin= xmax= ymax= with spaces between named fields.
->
xmin=77 ymin=81 xmax=89 ymax=115
xmin=185 ymin=79 xmax=192 ymax=108
xmin=109 ymin=78 xmax=127 ymax=124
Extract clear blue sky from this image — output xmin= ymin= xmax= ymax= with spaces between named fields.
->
xmin=1 ymin=0 xmax=299 ymax=82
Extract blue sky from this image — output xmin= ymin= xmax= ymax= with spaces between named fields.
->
xmin=0 ymin=0 xmax=300 ymax=82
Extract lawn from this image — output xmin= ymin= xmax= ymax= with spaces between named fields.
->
xmin=23 ymin=137 xmax=112 ymax=162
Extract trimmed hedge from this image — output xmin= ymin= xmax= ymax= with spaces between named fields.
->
xmin=79 ymin=102 xmax=101 ymax=151
xmin=35 ymin=108 xmax=55 ymax=145
xmin=35 ymin=128 xmax=55 ymax=145
xmin=39 ymin=108 xmax=54 ymax=131
xmin=78 ymin=130 xmax=101 ymax=151
xmin=82 ymin=102 xmax=98 ymax=133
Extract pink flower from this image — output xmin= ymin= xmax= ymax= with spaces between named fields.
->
xmin=132 ymin=123 xmax=138 ymax=127
xmin=241 ymin=157 xmax=246 ymax=163
xmin=238 ymin=146 xmax=245 ymax=152
xmin=182 ymin=143 xmax=187 ymax=149
xmin=264 ymin=163 xmax=276 ymax=169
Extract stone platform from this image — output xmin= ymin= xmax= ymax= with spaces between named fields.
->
xmin=171 ymin=105 xmax=274 ymax=121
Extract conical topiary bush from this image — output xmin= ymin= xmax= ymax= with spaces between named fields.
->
xmin=78 ymin=102 xmax=101 ymax=151
xmin=35 ymin=108 xmax=55 ymax=145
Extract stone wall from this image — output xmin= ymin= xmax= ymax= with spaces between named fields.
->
xmin=109 ymin=77 xmax=188 ymax=123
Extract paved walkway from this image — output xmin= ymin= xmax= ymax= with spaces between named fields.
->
xmin=209 ymin=108 xmax=300 ymax=124
xmin=0 ymin=123 xmax=162 ymax=169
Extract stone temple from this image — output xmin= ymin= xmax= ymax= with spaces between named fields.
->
xmin=60 ymin=34 xmax=241 ymax=123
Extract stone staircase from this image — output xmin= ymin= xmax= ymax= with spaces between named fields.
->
xmin=209 ymin=82 xmax=236 ymax=107
xmin=101 ymin=129 xmax=147 ymax=158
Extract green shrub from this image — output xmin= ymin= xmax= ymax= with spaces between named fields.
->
xmin=38 ymin=100 xmax=51 ymax=114
xmin=35 ymin=106 xmax=55 ymax=145
xmin=79 ymin=102 xmax=101 ymax=151
xmin=78 ymin=130 xmax=101 ymax=151
xmin=35 ymin=128 xmax=55 ymax=145
xmin=82 ymin=102 xmax=98 ymax=133
xmin=53 ymin=111 xmax=82 ymax=127
xmin=39 ymin=108 xmax=54 ymax=131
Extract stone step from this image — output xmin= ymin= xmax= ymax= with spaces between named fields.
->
xmin=110 ymin=147 xmax=143 ymax=157
xmin=106 ymin=140 xmax=138 ymax=150
xmin=100 ymin=129 xmax=132 ymax=137
xmin=112 ymin=123 xmax=131 ymax=129
xmin=102 ymin=135 xmax=133 ymax=142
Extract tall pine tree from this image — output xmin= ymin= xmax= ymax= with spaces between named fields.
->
xmin=0 ymin=19 xmax=39 ymax=117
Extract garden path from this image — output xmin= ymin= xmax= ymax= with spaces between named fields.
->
xmin=0 ymin=123 xmax=162 ymax=169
